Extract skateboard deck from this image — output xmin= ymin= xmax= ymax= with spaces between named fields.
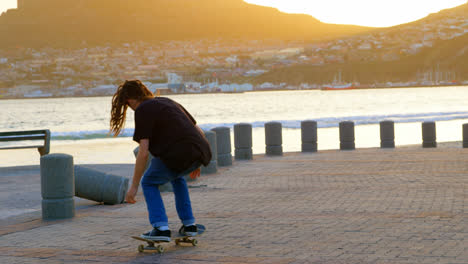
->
xmin=131 ymin=224 xmax=205 ymax=253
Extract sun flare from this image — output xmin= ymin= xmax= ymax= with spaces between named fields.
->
xmin=1 ymin=0 xmax=466 ymax=27
xmin=244 ymin=0 xmax=467 ymax=27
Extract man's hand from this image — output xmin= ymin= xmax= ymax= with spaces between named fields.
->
xmin=127 ymin=139 xmax=149 ymax=204
xmin=189 ymin=167 xmax=201 ymax=179
xmin=125 ymin=185 xmax=139 ymax=204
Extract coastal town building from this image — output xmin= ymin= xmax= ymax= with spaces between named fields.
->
xmin=0 ymin=2 xmax=467 ymax=98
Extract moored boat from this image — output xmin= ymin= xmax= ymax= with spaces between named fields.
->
xmin=322 ymin=70 xmax=356 ymax=90
xmin=322 ymin=83 xmax=355 ymax=90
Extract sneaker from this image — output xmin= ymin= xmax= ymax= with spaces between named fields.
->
xmin=179 ymin=225 xmax=198 ymax=237
xmin=141 ymin=228 xmax=171 ymax=242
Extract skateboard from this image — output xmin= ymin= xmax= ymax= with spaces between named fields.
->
xmin=174 ymin=224 xmax=205 ymax=246
xmin=131 ymin=236 xmax=168 ymax=253
xmin=131 ymin=224 xmax=205 ymax=253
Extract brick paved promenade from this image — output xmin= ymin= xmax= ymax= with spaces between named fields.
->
xmin=1 ymin=146 xmax=467 ymax=263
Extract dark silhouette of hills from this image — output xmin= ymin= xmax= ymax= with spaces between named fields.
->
xmin=0 ymin=0 xmax=371 ymax=48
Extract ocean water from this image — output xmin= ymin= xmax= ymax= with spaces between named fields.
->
xmin=2 ymin=86 xmax=468 ymax=159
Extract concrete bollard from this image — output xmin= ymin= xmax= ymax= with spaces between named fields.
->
xmin=201 ymin=130 xmax=217 ymax=174
xmin=211 ymin=126 xmax=232 ymax=166
xmin=339 ymin=121 xmax=355 ymax=150
xmin=74 ymin=166 xmax=129 ymax=205
xmin=234 ymin=123 xmax=253 ymax=160
xmin=265 ymin=122 xmax=283 ymax=156
xmin=301 ymin=120 xmax=317 ymax=152
xmin=133 ymin=147 xmax=174 ymax=191
xmin=463 ymin=124 xmax=468 ymax=148
xmin=422 ymin=121 xmax=437 ymax=148
xmin=40 ymin=153 xmax=75 ymax=220
xmin=380 ymin=120 xmax=395 ymax=148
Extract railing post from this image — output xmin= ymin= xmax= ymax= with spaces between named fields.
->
xmin=201 ymin=130 xmax=217 ymax=174
xmin=74 ymin=166 xmax=129 ymax=205
xmin=234 ymin=123 xmax=253 ymax=160
xmin=301 ymin=120 xmax=317 ymax=152
xmin=265 ymin=122 xmax=283 ymax=156
xmin=40 ymin=153 xmax=75 ymax=220
xmin=463 ymin=124 xmax=468 ymax=148
xmin=339 ymin=121 xmax=355 ymax=150
xmin=211 ymin=126 xmax=232 ymax=166
xmin=422 ymin=121 xmax=437 ymax=148
xmin=380 ymin=120 xmax=395 ymax=148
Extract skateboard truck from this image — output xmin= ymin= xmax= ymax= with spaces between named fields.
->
xmin=131 ymin=236 xmax=166 ymax=253
xmin=175 ymin=236 xmax=198 ymax=246
xmin=174 ymin=224 xmax=205 ymax=246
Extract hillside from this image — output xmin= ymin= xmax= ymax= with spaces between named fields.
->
xmin=249 ymin=33 xmax=468 ymax=85
xmin=246 ymin=3 xmax=468 ymax=85
xmin=0 ymin=0 xmax=371 ymax=48
xmin=411 ymin=2 xmax=468 ymax=25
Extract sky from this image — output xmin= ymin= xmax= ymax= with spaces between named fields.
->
xmin=0 ymin=0 xmax=466 ymax=27
xmin=245 ymin=0 xmax=467 ymax=27
xmin=0 ymin=0 xmax=16 ymax=14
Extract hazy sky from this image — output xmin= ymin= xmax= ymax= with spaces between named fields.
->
xmin=0 ymin=0 xmax=16 ymax=14
xmin=245 ymin=0 xmax=467 ymax=27
xmin=0 ymin=0 xmax=466 ymax=27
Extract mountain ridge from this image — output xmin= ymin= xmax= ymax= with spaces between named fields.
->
xmin=0 ymin=0 xmax=371 ymax=48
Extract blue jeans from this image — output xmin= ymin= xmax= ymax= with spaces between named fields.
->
xmin=141 ymin=157 xmax=200 ymax=228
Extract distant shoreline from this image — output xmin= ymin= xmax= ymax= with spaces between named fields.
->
xmin=1 ymin=83 xmax=467 ymax=100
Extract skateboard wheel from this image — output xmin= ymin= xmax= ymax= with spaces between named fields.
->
xmin=138 ymin=244 xmax=144 ymax=252
xmin=156 ymin=245 xmax=164 ymax=253
xmin=191 ymin=239 xmax=198 ymax=246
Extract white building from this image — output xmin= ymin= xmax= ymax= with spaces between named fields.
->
xmin=225 ymin=55 xmax=239 ymax=66
xmin=167 ymin=72 xmax=183 ymax=84
xmin=358 ymin=43 xmax=372 ymax=50
xmin=244 ymin=69 xmax=266 ymax=77
xmin=218 ymin=83 xmax=253 ymax=93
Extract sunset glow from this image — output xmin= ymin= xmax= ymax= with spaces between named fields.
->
xmin=0 ymin=0 xmax=16 ymax=14
xmin=0 ymin=0 xmax=466 ymax=27
xmin=244 ymin=0 xmax=467 ymax=27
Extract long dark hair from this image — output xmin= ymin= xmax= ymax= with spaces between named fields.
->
xmin=110 ymin=80 xmax=154 ymax=136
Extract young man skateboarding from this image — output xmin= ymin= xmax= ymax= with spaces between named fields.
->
xmin=110 ymin=80 xmax=211 ymax=242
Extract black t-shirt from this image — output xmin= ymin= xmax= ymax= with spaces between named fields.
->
xmin=133 ymin=97 xmax=212 ymax=172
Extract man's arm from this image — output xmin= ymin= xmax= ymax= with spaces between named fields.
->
xmin=126 ymin=139 xmax=150 ymax=203
xmin=188 ymin=125 xmax=204 ymax=179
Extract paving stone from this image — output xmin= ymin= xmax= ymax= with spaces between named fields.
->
xmin=0 ymin=146 xmax=467 ymax=263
